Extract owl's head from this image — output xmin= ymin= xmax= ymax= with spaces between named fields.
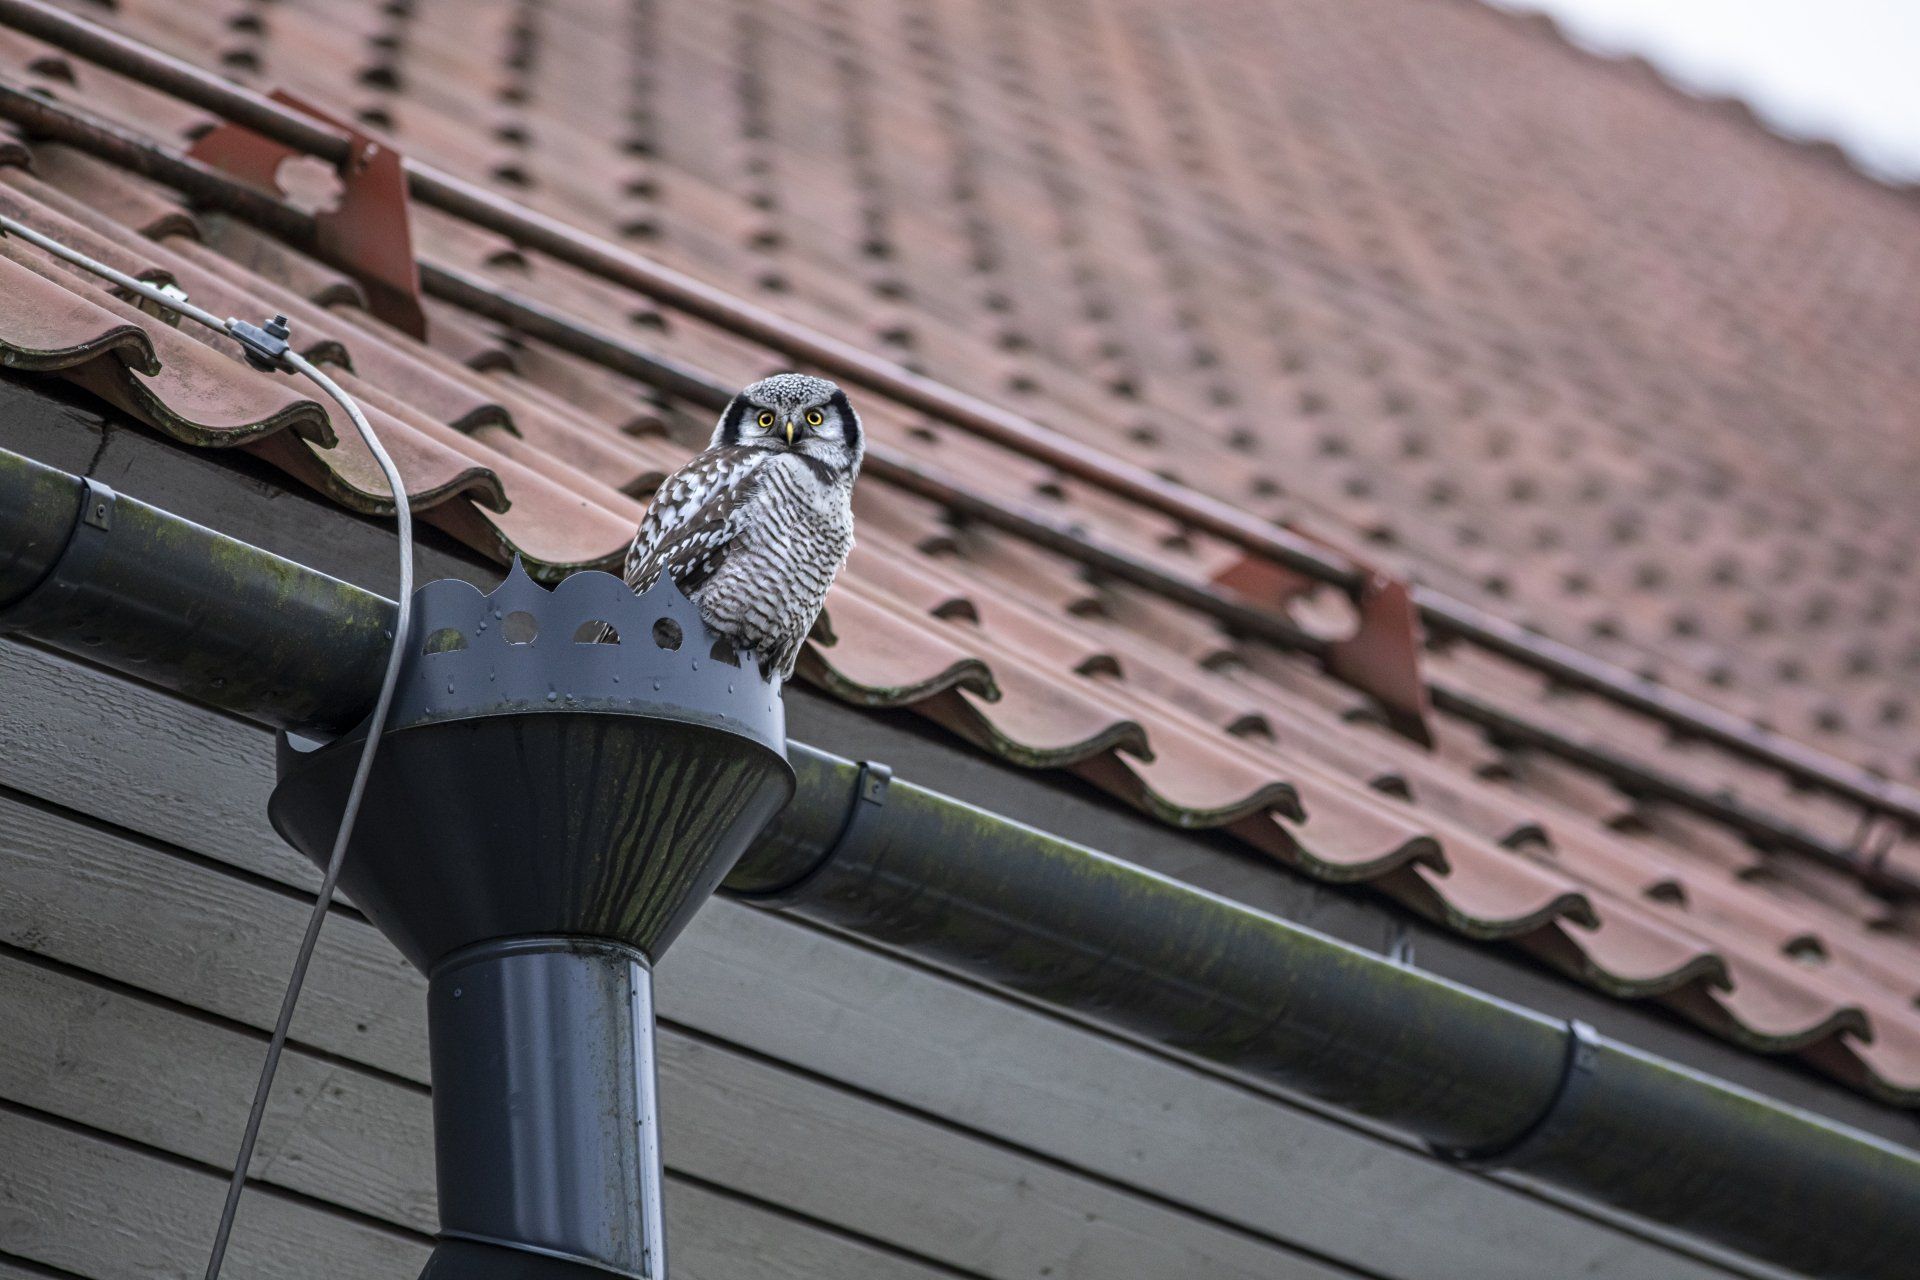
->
xmin=715 ymin=372 xmax=863 ymax=476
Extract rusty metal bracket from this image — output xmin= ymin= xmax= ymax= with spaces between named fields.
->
xmin=1328 ymin=572 xmax=1433 ymax=746
xmin=1211 ymin=531 xmax=1434 ymax=746
xmin=188 ymin=91 xmax=425 ymax=337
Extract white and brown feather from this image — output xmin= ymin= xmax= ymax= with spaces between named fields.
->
xmin=613 ymin=376 xmax=861 ymax=679
xmin=623 ymin=445 xmax=765 ymax=592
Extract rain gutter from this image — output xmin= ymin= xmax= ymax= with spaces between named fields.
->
xmin=4 ymin=447 xmax=1920 ymax=1279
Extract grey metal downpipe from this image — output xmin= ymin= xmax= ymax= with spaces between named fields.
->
xmin=5 ymin=444 xmax=1920 ymax=1277
xmin=425 ymin=939 xmax=667 ymax=1280
xmin=266 ymin=563 xmax=794 ymax=1279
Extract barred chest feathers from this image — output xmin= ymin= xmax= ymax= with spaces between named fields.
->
xmin=695 ymin=453 xmax=855 ymax=674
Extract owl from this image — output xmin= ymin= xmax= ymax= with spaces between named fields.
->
xmin=620 ymin=373 xmax=863 ymax=680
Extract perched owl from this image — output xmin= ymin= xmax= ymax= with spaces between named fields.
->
xmin=621 ymin=373 xmax=863 ymax=680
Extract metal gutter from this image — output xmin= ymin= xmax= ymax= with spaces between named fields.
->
xmin=5 ymin=0 xmax=1916 ymax=867
xmin=0 ymin=452 xmax=390 ymax=729
xmin=1416 ymin=593 xmax=1920 ymax=842
xmin=4 ymin=447 xmax=1920 ymax=1279
xmin=732 ymin=756 xmax=1920 ymax=1280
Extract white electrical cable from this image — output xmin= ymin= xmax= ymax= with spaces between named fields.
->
xmin=0 ymin=212 xmax=415 ymax=1280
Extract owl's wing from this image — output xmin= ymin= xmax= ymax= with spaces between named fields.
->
xmin=625 ymin=445 xmax=766 ymax=595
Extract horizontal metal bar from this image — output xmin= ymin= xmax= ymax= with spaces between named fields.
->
xmin=0 ymin=448 xmax=392 ymax=730
xmin=0 ymin=78 xmax=315 ymax=242
xmin=4 ymin=444 xmax=1918 ymax=1274
xmin=0 ymin=0 xmax=355 ymax=163
xmin=1421 ymin=591 xmax=1920 ymax=836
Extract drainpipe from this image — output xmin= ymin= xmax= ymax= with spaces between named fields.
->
xmin=4 ymin=446 xmax=1920 ymax=1279
xmin=266 ymin=562 xmax=794 ymax=1279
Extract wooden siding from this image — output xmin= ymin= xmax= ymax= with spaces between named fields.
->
xmin=0 ymin=638 xmax=1769 ymax=1280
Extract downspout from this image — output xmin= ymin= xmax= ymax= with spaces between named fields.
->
xmin=265 ymin=563 xmax=794 ymax=1280
xmin=4 ymin=446 xmax=1920 ymax=1279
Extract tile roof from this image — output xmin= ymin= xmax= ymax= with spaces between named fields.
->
xmin=2 ymin=0 xmax=1919 ymax=1105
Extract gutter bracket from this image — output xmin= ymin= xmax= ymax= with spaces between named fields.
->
xmin=0 ymin=475 xmax=113 ymax=633
xmin=737 ymin=759 xmax=892 ymax=906
xmin=1430 ymin=1018 xmax=1600 ymax=1170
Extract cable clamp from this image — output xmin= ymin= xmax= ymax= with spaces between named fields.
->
xmin=131 ymin=282 xmax=193 ymax=329
xmin=229 ymin=313 xmax=294 ymax=373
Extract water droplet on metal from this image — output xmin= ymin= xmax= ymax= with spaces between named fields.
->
xmin=546 ymin=690 xmax=558 ymax=702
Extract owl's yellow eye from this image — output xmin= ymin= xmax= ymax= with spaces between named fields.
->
xmin=806 ymin=409 xmax=824 ymax=427
xmin=757 ymin=411 xmax=776 ymax=429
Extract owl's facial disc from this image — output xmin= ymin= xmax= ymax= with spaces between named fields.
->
xmin=716 ymin=373 xmax=862 ymax=472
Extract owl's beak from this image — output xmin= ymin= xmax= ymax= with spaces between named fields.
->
xmin=784 ymin=418 xmax=796 ymax=445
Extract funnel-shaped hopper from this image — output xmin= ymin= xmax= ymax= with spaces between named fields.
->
xmin=269 ymin=563 xmax=795 ymax=1280
xmin=270 ymin=561 xmax=794 ymax=969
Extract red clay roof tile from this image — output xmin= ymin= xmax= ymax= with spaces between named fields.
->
xmin=2 ymin=0 xmax=1918 ymax=1107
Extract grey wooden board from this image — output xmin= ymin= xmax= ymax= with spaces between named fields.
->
xmin=0 ymin=1106 xmax=424 ymax=1280
xmin=0 ymin=942 xmax=1351 ymax=1280
xmin=0 ymin=1104 xmax=956 ymax=1280
xmin=0 ymin=638 xmax=1755 ymax=1280
xmin=0 ymin=972 xmax=955 ymax=1280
